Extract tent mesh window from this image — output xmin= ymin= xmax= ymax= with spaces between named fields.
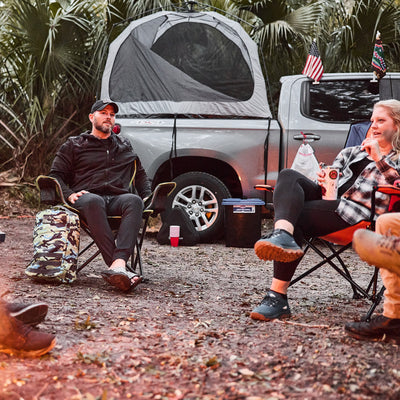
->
xmin=150 ymin=22 xmax=253 ymax=101
xmin=109 ymin=21 xmax=253 ymax=103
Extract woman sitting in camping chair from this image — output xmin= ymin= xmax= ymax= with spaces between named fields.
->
xmin=251 ymin=99 xmax=400 ymax=325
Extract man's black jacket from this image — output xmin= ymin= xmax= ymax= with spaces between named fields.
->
xmin=50 ymin=131 xmax=152 ymax=200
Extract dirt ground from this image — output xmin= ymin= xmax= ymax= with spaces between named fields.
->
xmin=0 ymin=196 xmax=399 ymax=400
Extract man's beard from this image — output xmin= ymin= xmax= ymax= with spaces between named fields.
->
xmin=93 ymin=117 xmax=113 ymax=134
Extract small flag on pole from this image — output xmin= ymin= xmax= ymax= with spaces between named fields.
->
xmin=371 ymin=31 xmax=386 ymax=81
xmin=302 ymin=39 xmax=324 ymax=83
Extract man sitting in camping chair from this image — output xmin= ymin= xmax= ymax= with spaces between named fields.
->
xmin=251 ymin=99 xmax=400 ymax=324
xmin=48 ymin=99 xmax=151 ymax=292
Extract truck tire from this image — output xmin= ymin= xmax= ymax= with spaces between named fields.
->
xmin=162 ymin=172 xmax=231 ymax=243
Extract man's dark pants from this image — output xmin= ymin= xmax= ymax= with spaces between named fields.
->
xmin=72 ymin=193 xmax=144 ymax=266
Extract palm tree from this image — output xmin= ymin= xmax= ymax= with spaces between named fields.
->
xmin=327 ymin=0 xmax=400 ymax=73
xmin=1 ymin=0 xmax=399 ymax=182
xmin=0 ymin=0 xmax=140 ymax=180
xmin=230 ymin=0 xmax=338 ymax=110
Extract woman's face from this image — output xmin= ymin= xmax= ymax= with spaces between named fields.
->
xmin=370 ymin=106 xmax=398 ymax=146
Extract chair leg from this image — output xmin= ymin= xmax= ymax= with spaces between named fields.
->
xmin=76 ymin=213 xmax=152 ymax=279
xmin=290 ymin=238 xmax=376 ymax=300
xmin=127 ymin=213 xmax=151 ymax=279
xmin=363 ymin=286 xmax=385 ymax=322
xmin=76 ymin=240 xmax=100 ymax=273
xmin=77 ymin=250 xmax=101 ymax=273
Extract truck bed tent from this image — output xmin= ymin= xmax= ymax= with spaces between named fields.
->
xmin=101 ymin=11 xmax=271 ymax=118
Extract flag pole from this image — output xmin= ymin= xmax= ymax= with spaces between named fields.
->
xmin=371 ymin=31 xmax=381 ymax=83
xmin=312 ymin=38 xmax=319 ymax=85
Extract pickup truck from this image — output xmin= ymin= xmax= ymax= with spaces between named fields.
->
xmin=100 ymin=9 xmax=400 ymax=242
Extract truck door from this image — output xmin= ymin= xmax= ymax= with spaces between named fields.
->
xmin=280 ymin=74 xmax=382 ymax=168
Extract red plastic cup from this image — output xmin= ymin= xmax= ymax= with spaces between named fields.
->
xmin=169 ymin=225 xmax=180 ymax=247
xmin=170 ymin=236 xmax=179 ymax=247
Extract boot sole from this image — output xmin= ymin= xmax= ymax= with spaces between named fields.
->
xmin=345 ymin=329 xmax=400 ymax=344
xmin=254 ymin=241 xmax=303 ymax=262
xmin=250 ymin=311 xmax=291 ymax=321
xmin=101 ymin=271 xmax=132 ymax=292
xmin=0 ymin=337 xmax=56 ymax=357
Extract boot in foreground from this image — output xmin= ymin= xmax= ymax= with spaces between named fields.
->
xmin=353 ymin=229 xmax=400 ymax=277
xmin=0 ymin=303 xmax=55 ymax=357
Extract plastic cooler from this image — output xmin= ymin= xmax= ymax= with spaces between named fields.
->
xmin=222 ymin=198 xmax=265 ymax=248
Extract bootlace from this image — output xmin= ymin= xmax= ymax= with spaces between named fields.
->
xmin=261 ymin=292 xmax=281 ymax=306
xmin=377 ymin=235 xmax=400 ymax=253
xmin=260 ymin=229 xmax=282 ymax=240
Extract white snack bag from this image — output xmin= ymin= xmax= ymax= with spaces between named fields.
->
xmin=291 ymin=143 xmax=320 ymax=181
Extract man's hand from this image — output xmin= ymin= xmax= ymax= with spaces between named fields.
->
xmin=68 ymin=190 xmax=88 ymax=204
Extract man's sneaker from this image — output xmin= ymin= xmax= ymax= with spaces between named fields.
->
xmin=0 ymin=318 xmax=56 ymax=357
xmin=353 ymin=229 xmax=400 ymax=277
xmin=6 ymin=302 xmax=48 ymax=326
xmin=345 ymin=315 xmax=400 ymax=344
xmin=250 ymin=290 xmax=291 ymax=321
xmin=254 ymin=229 xmax=303 ymax=262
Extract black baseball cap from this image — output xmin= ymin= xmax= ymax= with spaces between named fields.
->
xmin=90 ymin=100 xmax=119 ymax=114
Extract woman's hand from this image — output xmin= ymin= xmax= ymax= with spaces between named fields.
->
xmin=316 ymin=168 xmax=326 ymax=186
xmin=68 ymin=190 xmax=88 ymax=204
xmin=361 ymin=137 xmax=382 ymax=162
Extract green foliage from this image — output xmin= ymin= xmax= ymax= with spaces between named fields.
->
xmin=0 ymin=0 xmax=138 ymax=181
xmin=0 ymin=0 xmax=399 ymax=179
xmin=325 ymin=0 xmax=400 ymax=72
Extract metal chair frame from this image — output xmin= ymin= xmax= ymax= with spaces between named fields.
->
xmin=36 ymin=175 xmax=176 ymax=279
xmin=256 ymin=184 xmax=400 ymax=321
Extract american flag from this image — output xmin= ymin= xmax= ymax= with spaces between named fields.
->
xmin=302 ymin=40 xmax=324 ymax=82
xmin=371 ymin=32 xmax=387 ymax=80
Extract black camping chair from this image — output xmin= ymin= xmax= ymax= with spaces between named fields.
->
xmin=36 ymin=175 xmax=176 ymax=279
xmin=255 ymin=184 xmax=400 ymax=321
xmin=345 ymin=121 xmax=372 ymax=148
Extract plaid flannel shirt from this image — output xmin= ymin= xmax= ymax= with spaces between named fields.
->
xmin=333 ymin=146 xmax=400 ymax=225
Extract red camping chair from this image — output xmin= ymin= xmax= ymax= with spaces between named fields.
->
xmin=255 ymin=183 xmax=400 ymax=321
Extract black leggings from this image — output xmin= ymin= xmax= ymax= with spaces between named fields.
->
xmin=272 ymin=169 xmax=352 ymax=282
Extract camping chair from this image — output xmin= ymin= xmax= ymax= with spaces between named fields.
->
xmin=255 ymin=183 xmax=400 ymax=321
xmin=36 ymin=175 xmax=176 ymax=279
xmin=345 ymin=120 xmax=372 ymax=148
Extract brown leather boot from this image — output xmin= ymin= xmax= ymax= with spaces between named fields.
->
xmin=353 ymin=229 xmax=400 ymax=277
xmin=0 ymin=302 xmax=56 ymax=357
xmin=345 ymin=315 xmax=400 ymax=344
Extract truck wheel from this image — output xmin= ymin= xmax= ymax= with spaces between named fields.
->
xmin=163 ymin=172 xmax=231 ymax=243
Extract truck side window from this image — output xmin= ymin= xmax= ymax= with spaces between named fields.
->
xmin=302 ymin=80 xmax=379 ymax=123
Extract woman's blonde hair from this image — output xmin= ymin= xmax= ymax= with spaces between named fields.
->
xmin=373 ymin=99 xmax=400 ymax=154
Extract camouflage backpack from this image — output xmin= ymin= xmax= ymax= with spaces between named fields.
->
xmin=25 ymin=206 xmax=80 ymax=283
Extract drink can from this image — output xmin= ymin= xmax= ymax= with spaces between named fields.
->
xmin=322 ymin=166 xmax=339 ymax=200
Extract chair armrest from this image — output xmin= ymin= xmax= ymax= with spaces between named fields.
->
xmin=370 ymin=184 xmax=400 ymax=227
xmin=144 ymin=182 xmax=176 ymax=216
xmin=375 ymin=184 xmax=400 ymax=196
xmin=36 ymin=175 xmax=67 ymax=205
xmin=254 ymin=184 xmax=274 ymax=193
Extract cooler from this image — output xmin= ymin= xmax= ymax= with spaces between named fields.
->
xmin=222 ymin=198 xmax=265 ymax=248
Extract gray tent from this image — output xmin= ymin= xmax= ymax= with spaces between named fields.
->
xmin=101 ymin=10 xmax=271 ymax=118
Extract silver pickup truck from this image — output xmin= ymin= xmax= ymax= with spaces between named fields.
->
xmin=100 ymin=9 xmax=400 ymax=242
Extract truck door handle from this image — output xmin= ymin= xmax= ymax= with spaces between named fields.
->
xmin=293 ymin=133 xmax=321 ymax=142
